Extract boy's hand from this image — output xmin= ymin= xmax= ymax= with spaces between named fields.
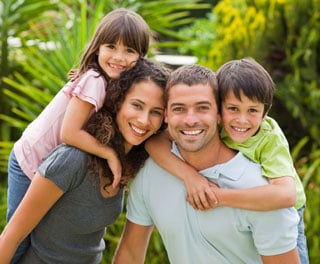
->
xmin=185 ymin=172 xmax=219 ymax=210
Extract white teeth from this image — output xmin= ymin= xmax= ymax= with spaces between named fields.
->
xmin=182 ymin=130 xmax=202 ymax=135
xmin=109 ymin=63 xmax=124 ymax=70
xmin=131 ymin=125 xmax=146 ymax=135
xmin=233 ymin=127 xmax=248 ymax=132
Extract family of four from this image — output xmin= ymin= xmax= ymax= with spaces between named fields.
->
xmin=0 ymin=7 xmax=307 ymax=264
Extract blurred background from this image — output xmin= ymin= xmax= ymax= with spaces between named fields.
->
xmin=0 ymin=0 xmax=319 ymax=263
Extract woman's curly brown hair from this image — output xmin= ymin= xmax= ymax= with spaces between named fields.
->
xmin=85 ymin=58 xmax=170 ymax=186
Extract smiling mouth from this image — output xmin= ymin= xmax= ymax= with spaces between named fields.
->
xmin=130 ymin=123 xmax=147 ymax=136
xmin=109 ymin=63 xmax=125 ymax=70
xmin=181 ymin=129 xmax=203 ymax=136
xmin=232 ymin=126 xmax=249 ymax=132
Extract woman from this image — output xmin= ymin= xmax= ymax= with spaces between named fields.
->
xmin=0 ymin=59 xmax=170 ymax=264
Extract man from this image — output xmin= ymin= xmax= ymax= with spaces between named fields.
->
xmin=113 ymin=64 xmax=300 ymax=264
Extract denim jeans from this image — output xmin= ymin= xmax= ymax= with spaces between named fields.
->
xmin=297 ymin=205 xmax=309 ymax=264
xmin=7 ymin=150 xmax=31 ymax=264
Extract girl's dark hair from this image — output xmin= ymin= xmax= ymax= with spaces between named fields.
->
xmin=86 ymin=58 xmax=170 ymax=185
xmin=68 ymin=8 xmax=151 ymax=81
xmin=217 ymin=57 xmax=275 ymax=115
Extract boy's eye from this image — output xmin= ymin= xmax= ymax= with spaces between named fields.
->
xmin=248 ymin=108 xmax=259 ymax=113
xmin=227 ymin=106 xmax=238 ymax=112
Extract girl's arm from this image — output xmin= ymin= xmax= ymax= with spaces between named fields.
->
xmin=0 ymin=173 xmax=64 ymax=263
xmin=61 ymin=96 xmax=121 ymax=188
xmin=211 ymin=176 xmax=296 ymax=210
xmin=145 ymin=130 xmax=218 ymax=210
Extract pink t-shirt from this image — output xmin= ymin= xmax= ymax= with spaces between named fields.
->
xmin=14 ymin=69 xmax=107 ymax=179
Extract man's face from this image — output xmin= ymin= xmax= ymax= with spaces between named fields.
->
xmin=165 ymin=83 xmax=220 ymax=154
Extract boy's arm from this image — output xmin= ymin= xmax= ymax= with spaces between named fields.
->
xmin=261 ymin=247 xmax=300 ymax=264
xmin=113 ymin=220 xmax=154 ymax=264
xmin=145 ymin=130 xmax=218 ymax=210
xmin=0 ymin=173 xmax=64 ymax=263
xmin=211 ymin=176 xmax=296 ymax=210
xmin=61 ymin=96 xmax=121 ymax=188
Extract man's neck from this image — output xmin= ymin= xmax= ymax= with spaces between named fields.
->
xmin=179 ymin=141 xmax=236 ymax=171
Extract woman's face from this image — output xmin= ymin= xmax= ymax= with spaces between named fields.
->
xmin=116 ymin=80 xmax=165 ymax=153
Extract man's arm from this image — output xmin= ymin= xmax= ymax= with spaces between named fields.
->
xmin=113 ymin=220 xmax=154 ymax=264
xmin=261 ymin=247 xmax=300 ymax=264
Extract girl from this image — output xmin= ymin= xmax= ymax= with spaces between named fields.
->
xmin=6 ymin=8 xmax=150 ymax=263
xmin=0 ymin=59 xmax=170 ymax=264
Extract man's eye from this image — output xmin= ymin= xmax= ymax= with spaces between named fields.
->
xmin=172 ymin=107 xmax=183 ymax=113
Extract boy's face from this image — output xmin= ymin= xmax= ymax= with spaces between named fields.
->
xmin=221 ymin=90 xmax=265 ymax=143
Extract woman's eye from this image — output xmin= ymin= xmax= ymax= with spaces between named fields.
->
xmin=132 ymin=103 xmax=142 ymax=109
xmin=151 ymin=110 xmax=163 ymax=116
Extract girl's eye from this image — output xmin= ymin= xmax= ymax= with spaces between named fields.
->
xmin=106 ymin=44 xmax=115 ymax=49
xmin=127 ymin=48 xmax=137 ymax=54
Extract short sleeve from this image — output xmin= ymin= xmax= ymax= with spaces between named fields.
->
xmin=126 ymin=163 xmax=154 ymax=226
xmin=63 ymin=69 xmax=107 ymax=112
xmin=248 ymin=207 xmax=299 ymax=255
xmin=38 ymin=144 xmax=88 ymax=192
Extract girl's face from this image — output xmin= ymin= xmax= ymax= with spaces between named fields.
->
xmin=116 ymin=80 xmax=165 ymax=153
xmin=221 ymin=90 xmax=265 ymax=143
xmin=97 ymin=40 xmax=140 ymax=79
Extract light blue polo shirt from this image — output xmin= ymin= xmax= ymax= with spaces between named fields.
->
xmin=127 ymin=143 xmax=299 ymax=264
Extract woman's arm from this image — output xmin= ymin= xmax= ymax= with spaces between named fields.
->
xmin=145 ymin=130 xmax=218 ymax=210
xmin=113 ymin=220 xmax=154 ymax=264
xmin=0 ymin=173 xmax=64 ymax=263
xmin=61 ymin=96 xmax=121 ymax=188
xmin=212 ymin=176 xmax=296 ymax=210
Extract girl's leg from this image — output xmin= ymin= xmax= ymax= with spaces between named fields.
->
xmin=6 ymin=150 xmax=31 ymax=264
xmin=297 ymin=205 xmax=309 ymax=264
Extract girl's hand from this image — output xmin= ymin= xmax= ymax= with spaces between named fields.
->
xmin=106 ymin=150 xmax=122 ymax=188
xmin=185 ymin=172 xmax=219 ymax=210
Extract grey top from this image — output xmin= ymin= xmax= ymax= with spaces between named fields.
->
xmin=19 ymin=144 xmax=124 ymax=264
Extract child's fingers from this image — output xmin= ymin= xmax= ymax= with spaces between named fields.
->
xmin=112 ymin=173 xmax=121 ymax=188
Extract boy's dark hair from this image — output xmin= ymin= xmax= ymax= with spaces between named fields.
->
xmin=217 ymin=58 xmax=275 ymax=116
